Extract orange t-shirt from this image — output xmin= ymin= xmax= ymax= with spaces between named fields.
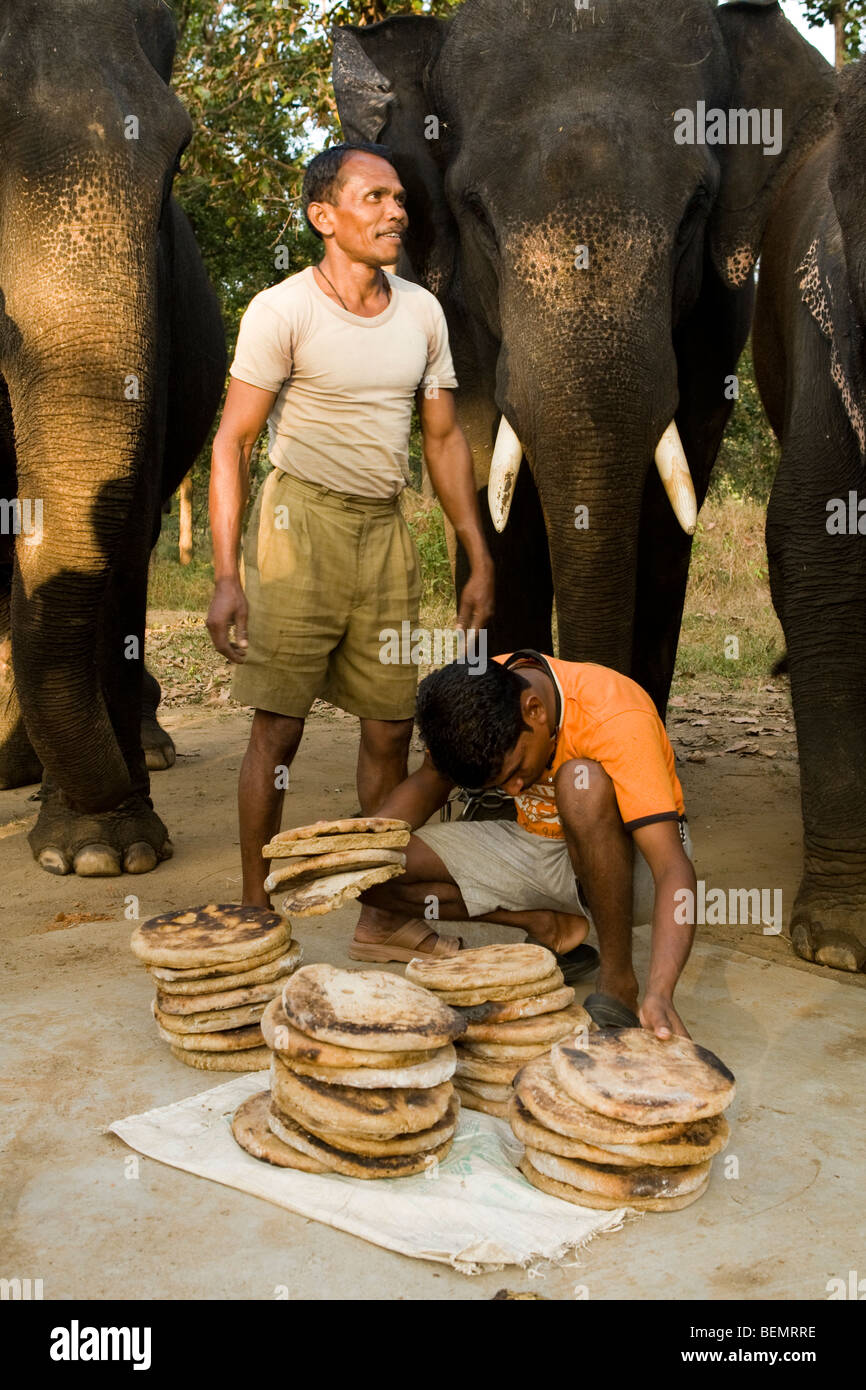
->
xmin=494 ymin=653 xmax=686 ymax=840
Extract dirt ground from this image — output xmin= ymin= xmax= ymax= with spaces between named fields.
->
xmin=1 ymin=644 xmax=864 ymax=1301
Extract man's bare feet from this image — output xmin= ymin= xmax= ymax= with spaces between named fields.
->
xmin=518 ymin=909 xmax=590 ymax=956
xmin=351 ymin=905 xmax=461 ymax=959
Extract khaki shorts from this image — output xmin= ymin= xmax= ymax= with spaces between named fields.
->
xmin=231 ymin=468 xmax=420 ymax=720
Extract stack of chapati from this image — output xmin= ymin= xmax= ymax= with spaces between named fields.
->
xmin=512 ymin=1029 xmax=735 ymax=1211
xmin=261 ymin=817 xmax=410 ymax=917
xmin=405 ymin=944 xmax=589 ymax=1119
xmin=130 ymin=904 xmax=301 ymax=1071
xmin=232 ymin=963 xmax=466 ymax=1178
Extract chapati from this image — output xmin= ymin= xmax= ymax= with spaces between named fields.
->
xmin=406 ymin=943 xmax=555 ymax=992
xmin=264 ymin=849 xmax=406 ymax=893
xmin=267 ymin=1107 xmax=453 ymax=1179
xmin=453 ymin=1077 xmax=514 ymax=1102
xmin=151 ymin=942 xmax=302 ymax=994
xmin=156 ymin=1020 xmax=264 ymax=1052
xmin=170 ymin=1044 xmax=271 ymax=1072
xmin=131 ymin=903 xmax=289 ymax=969
xmin=455 ymin=985 xmax=576 ymax=1024
xmin=150 ymin=938 xmax=291 ymax=981
xmin=282 ymin=963 xmax=465 ymax=1051
xmin=284 ymin=1044 xmax=456 ymax=1090
xmin=430 ymin=968 xmax=564 ymax=1007
xmin=518 ymin=1156 xmax=711 ymax=1211
xmin=454 ymin=1086 xmax=510 ymax=1118
xmin=594 ymin=1114 xmax=730 ymax=1166
xmin=515 ymin=1055 xmax=688 ymax=1144
xmin=463 ymin=1002 xmax=591 ymax=1045
xmin=260 ymin=996 xmax=436 ymax=1068
xmin=263 ymin=831 xmax=410 ymax=858
xmin=280 ymin=864 xmax=405 ymax=917
xmin=460 ymin=1037 xmax=556 ymax=1061
xmin=152 ymin=998 xmax=267 ymax=1034
xmin=508 ymin=1095 xmax=643 ymax=1166
xmin=270 ymin=1056 xmax=453 ymax=1138
xmin=155 ymin=978 xmax=284 ymax=1015
xmin=454 ymin=1053 xmax=522 ymax=1084
xmin=551 ymin=1029 xmax=736 ymax=1125
xmin=231 ymin=1091 xmax=327 ymax=1170
xmin=267 ymin=817 xmax=411 ymax=842
xmin=271 ymin=1092 xmax=461 ymax=1159
xmin=526 ymin=1148 xmax=712 ymax=1200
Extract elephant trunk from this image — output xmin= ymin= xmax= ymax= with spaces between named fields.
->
xmin=6 ymin=250 xmax=159 ymax=813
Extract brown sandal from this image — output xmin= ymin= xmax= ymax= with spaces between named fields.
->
xmin=348 ymin=917 xmax=464 ymax=964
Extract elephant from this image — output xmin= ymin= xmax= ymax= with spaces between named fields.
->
xmin=0 ymin=0 xmax=226 ymax=875
xmin=752 ymin=57 xmax=866 ymax=973
xmin=331 ymin=0 xmax=834 ymax=720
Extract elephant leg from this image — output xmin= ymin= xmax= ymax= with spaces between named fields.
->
xmin=767 ymin=419 xmax=866 ymax=973
xmin=140 ymin=664 xmax=176 ymax=771
xmin=0 ymin=558 xmax=43 ymax=788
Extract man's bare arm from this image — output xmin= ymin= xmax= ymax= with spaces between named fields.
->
xmin=206 ymin=378 xmax=278 ymax=662
xmin=416 ymin=387 xmax=494 ymax=631
xmin=373 ymin=753 xmax=455 ymax=830
xmin=632 ymin=820 xmax=697 ymax=1040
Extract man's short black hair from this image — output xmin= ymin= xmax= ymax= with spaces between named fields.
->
xmin=416 ymin=661 xmax=531 ymax=788
xmin=301 ymin=142 xmax=395 ymax=240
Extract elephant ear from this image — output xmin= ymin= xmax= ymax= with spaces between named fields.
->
xmin=129 ymin=0 xmax=177 ymax=84
xmin=709 ymin=1 xmax=835 ymax=289
xmin=829 ymin=59 xmax=866 ymax=329
xmin=332 ymin=18 xmax=456 ymax=293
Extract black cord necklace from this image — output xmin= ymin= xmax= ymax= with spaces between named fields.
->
xmin=314 ymin=263 xmax=391 ymax=311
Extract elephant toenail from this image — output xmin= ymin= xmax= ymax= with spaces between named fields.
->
xmin=160 ymin=839 xmax=175 ymax=861
xmin=39 ymin=847 xmax=71 ymax=875
xmin=124 ymin=842 xmax=158 ymax=874
xmin=72 ymin=843 xmax=122 ymax=877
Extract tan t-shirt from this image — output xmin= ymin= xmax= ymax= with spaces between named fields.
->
xmin=229 ymin=266 xmax=458 ymax=498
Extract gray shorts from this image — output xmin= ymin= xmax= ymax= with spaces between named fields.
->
xmin=414 ymin=819 xmax=692 ymax=928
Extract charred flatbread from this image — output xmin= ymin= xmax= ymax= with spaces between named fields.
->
xmin=131 ymin=903 xmax=289 ymax=969
xmin=285 ymin=1044 xmax=456 ymax=1089
xmin=264 ymin=849 xmax=405 ymax=893
xmin=430 ymin=968 xmax=564 ymax=1007
xmin=155 ymin=978 xmax=284 ymax=1015
xmin=460 ymin=1038 xmax=556 ymax=1062
xmin=463 ymin=1002 xmax=591 ymax=1045
xmin=231 ymin=1091 xmax=327 ymax=1170
xmin=270 ymin=1055 xmax=453 ymax=1139
xmin=508 ymin=1094 xmax=642 ymax=1166
xmin=151 ymin=943 xmax=302 ymax=994
xmin=267 ymin=1106 xmax=453 ymax=1179
xmin=526 ymin=1148 xmax=712 ymax=1200
xmin=171 ymin=1044 xmax=270 ymax=1072
xmin=456 ymin=985 xmax=576 ymax=1024
xmin=282 ymin=963 xmax=465 ymax=1051
xmin=266 ymin=817 xmax=410 ymax=842
xmin=518 ymin=1156 xmax=711 ymax=1211
xmin=156 ymin=1020 xmax=264 ymax=1052
xmin=260 ymin=996 xmax=436 ymax=1068
xmin=271 ymin=1092 xmax=461 ymax=1159
xmin=551 ymin=1029 xmax=736 ymax=1125
xmin=455 ymin=1053 xmax=522 ymax=1084
xmin=592 ymin=1114 xmax=730 ymax=1166
xmin=406 ymin=943 xmax=555 ymax=992
xmin=515 ymin=1055 xmax=688 ymax=1144
xmin=280 ymin=865 xmax=405 ymax=917
xmin=152 ymin=998 xmax=267 ymax=1034
xmin=263 ymin=831 xmax=410 ymax=858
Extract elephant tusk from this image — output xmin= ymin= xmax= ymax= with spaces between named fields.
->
xmin=488 ymin=415 xmax=524 ymax=533
xmin=654 ymin=420 xmax=697 ymax=535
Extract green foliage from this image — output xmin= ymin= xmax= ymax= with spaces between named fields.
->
xmin=802 ymin=1 xmax=865 ymax=60
xmin=710 ymin=340 xmax=779 ymax=507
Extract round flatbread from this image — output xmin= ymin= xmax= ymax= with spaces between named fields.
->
xmin=267 ymin=817 xmax=411 ymax=843
xmin=171 ymin=1044 xmax=270 ymax=1072
xmin=260 ymin=996 xmax=435 ymax=1069
xmin=152 ymin=998 xmax=267 ymax=1034
xmin=264 ymin=849 xmax=406 ymax=893
xmin=460 ymin=1037 xmax=556 ymax=1061
xmin=267 ymin=1106 xmax=453 ymax=1179
xmin=406 ymin=943 xmax=555 ymax=993
xmin=454 ymin=1077 xmax=513 ymax=1103
xmin=231 ymin=1091 xmax=327 ymax=1170
xmin=454 ymin=1086 xmax=510 ymax=1118
xmin=282 ymin=963 xmax=465 ymax=1051
xmin=266 ymin=832 xmax=410 ymax=859
xmin=155 ymin=978 xmax=284 ymax=1015
xmin=464 ymin=1002 xmax=591 ymax=1045
xmin=455 ymin=1053 xmax=522 ymax=1084
xmin=515 ymin=1055 xmax=688 ymax=1144
xmin=280 ymin=864 xmax=406 ymax=917
xmin=431 ymin=968 xmax=564 ymax=1007
xmin=151 ymin=943 xmax=303 ymax=994
xmin=273 ymin=1092 xmax=461 ymax=1158
xmin=526 ymin=1147 xmax=712 ymax=1200
xmin=594 ymin=1113 xmax=730 ymax=1167
xmin=156 ymin=1020 xmax=263 ymax=1052
xmin=518 ymin=1156 xmax=711 ymax=1211
xmin=285 ymin=1044 xmax=456 ymax=1090
xmin=551 ymin=1029 xmax=736 ymax=1125
xmin=509 ymin=1095 xmax=643 ymax=1166
xmin=456 ymin=985 xmax=576 ymax=1024
xmin=131 ymin=904 xmax=289 ymax=969
xmin=270 ymin=1056 xmax=453 ymax=1139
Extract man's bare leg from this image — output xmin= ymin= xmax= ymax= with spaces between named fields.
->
xmin=239 ymin=709 xmax=304 ymax=907
xmin=554 ymin=758 xmax=639 ymax=1012
xmin=357 ymin=717 xmax=414 ymax=813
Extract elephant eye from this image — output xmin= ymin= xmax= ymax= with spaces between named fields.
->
xmin=463 ymin=191 xmax=499 ymax=251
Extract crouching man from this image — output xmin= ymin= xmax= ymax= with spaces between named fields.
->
xmin=352 ymin=649 xmax=698 ymax=1039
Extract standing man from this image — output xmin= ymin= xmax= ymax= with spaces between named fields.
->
xmin=207 ymin=142 xmax=494 ymax=913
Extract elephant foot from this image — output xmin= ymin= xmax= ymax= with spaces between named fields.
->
xmin=141 ymin=713 xmax=176 ymax=772
xmin=28 ymin=790 xmax=173 ymax=877
xmin=790 ymin=888 xmax=866 ymax=973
